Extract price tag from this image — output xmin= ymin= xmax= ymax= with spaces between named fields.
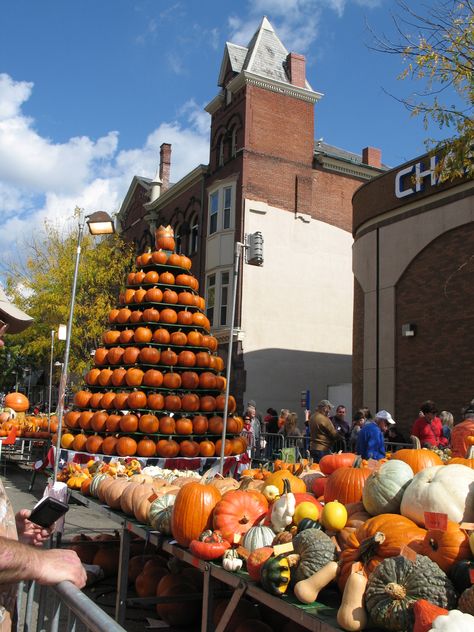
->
xmin=148 ymin=493 xmax=158 ymax=503
xmin=424 ymin=512 xmax=448 ymax=531
xmin=233 ymin=533 xmax=241 ymax=544
xmin=400 ymin=545 xmax=417 ymax=562
xmin=469 ymin=569 xmax=474 ymax=584
xmin=460 ymin=522 xmax=474 ymax=530
xmin=273 ymin=542 xmax=294 ymax=556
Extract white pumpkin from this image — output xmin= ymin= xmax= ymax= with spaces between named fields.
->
xmin=400 ymin=464 xmax=474 ymax=526
xmin=362 ymin=460 xmax=414 ymax=516
xmin=241 ymin=525 xmax=275 ymax=552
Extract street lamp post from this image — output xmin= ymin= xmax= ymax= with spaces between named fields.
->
xmin=53 ymin=211 xmax=115 ymax=481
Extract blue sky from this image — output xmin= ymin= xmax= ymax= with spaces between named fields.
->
xmin=0 ymin=0 xmax=455 ymax=260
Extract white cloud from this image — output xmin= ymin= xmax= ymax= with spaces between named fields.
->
xmin=0 ymin=74 xmax=210 ymax=261
xmin=228 ymin=0 xmax=382 ymax=51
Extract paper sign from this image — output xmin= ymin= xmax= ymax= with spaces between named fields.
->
xmin=146 ymin=618 xmax=171 ymax=629
xmin=400 ymin=545 xmax=417 ymax=562
xmin=469 ymin=569 xmax=474 ymax=584
xmin=460 ymin=522 xmax=474 ymax=530
xmin=273 ymin=542 xmax=294 ymax=556
xmin=424 ymin=512 xmax=448 ymax=531
xmin=233 ymin=533 xmax=241 ymax=544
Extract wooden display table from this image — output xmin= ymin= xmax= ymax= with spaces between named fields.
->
xmin=68 ymin=491 xmax=352 ymax=632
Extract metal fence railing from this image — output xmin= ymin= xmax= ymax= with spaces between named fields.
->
xmin=18 ymin=579 xmax=127 ymax=632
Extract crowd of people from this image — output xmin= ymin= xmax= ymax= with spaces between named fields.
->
xmin=241 ymin=396 xmax=474 ymax=464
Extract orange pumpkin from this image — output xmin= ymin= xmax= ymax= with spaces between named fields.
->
xmin=212 ymin=490 xmax=268 ymax=542
xmin=156 ymin=438 xmax=180 ymax=458
xmin=392 ymin=448 xmax=443 ymax=473
xmin=324 ymin=458 xmax=371 ymax=505
xmin=337 ymin=513 xmax=426 ymax=590
xmin=263 ymin=470 xmax=306 ymax=494
xmin=153 ymin=328 xmax=171 ymax=344
xmin=319 ymin=452 xmax=357 ymax=475
xmin=419 ymin=520 xmax=472 ymax=572
xmin=116 ymin=436 xmax=138 ymax=457
xmin=171 ymin=480 xmax=221 ymax=547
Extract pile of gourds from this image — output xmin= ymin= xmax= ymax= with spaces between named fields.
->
xmin=55 ymin=226 xmax=245 ymax=461
xmin=165 ymin=451 xmax=474 ymax=631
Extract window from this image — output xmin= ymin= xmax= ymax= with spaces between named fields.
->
xmin=218 ymin=138 xmax=224 ymax=167
xmin=209 ymin=192 xmax=218 ymax=235
xmin=206 ymin=274 xmax=216 ymax=327
xmin=220 ymin=271 xmax=230 ymax=326
xmin=190 ymin=214 xmax=199 ymax=254
xmin=231 ymin=128 xmax=237 ymax=158
xmin=208 ymin=183 xmax=235 ymax=235
xmin=223 ymin=187 xmax=232 ymax=230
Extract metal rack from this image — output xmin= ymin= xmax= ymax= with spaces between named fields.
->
xmin=69 ymin=491 xmax=344 ymax=632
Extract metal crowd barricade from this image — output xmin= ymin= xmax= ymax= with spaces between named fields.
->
xmin=18 ymin=579 xmax=127 ymax=632
xmin=258 ymin=432 xmax=284 ymax=462
xmin=384 ymin=440 xmax=415 ymax=453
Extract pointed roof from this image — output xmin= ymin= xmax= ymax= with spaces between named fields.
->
xmin=217 ymin=16 xmax=313 ymax=91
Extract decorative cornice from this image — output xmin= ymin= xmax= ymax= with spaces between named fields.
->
xmin=314 ymin=154 xmax=383 ymax=180
xmin=144 ymin=164 xmax=208 ymax=214
xmin=205 ymin=93 xmax=225 ymax=115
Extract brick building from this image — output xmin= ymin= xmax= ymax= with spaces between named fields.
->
xmin=353 ymin=153 xmax=474 ymax=434
xmin=118 ymin=17 xmax=384 ymax=415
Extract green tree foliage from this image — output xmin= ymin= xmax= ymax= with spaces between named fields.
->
xmin=2 ymin=215 xmax=135 ymax=385
xmin=373 ymin=0 xmax=473 ymax=178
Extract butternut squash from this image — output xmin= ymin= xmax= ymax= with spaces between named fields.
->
xmin=336 ymin=569 xmax=368 ymax=631
xmin=294 ymin=561 xmax=338 ymax=604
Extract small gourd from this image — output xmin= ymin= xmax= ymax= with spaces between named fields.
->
xmin=294 ymin=561 xmax=338 ymax=604
xmin=260 ymin=553 xmax=299 ymax=596
xmin=336 ymin=567 xmax=368 ymax=631
xmin=297 ymin=517 xmax=321 ymax=532
xmin=222 ymin=549 xmax=243 ymax=572
xmin=429 ymin=609 xmax=474 ymax=629
xmin=242 ymin=525 xmax=275 ymax=552
xmin=270 ymin=479 xmax=295 ymax=533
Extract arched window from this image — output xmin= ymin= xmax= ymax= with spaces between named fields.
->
xmin=190 ymin=214 xmax=199 ymax=254
xmin=231 ymin=127 xmax=237 ymax=158
xmin=218 ymin=137 xmax=224 ymax=167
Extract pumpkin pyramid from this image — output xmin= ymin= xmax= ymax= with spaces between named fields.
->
xmin=62 ymin=226 xmax=246 ymax=461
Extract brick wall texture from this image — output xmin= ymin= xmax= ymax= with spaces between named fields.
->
xmin=395 ymin=221 xmax=474 ymax=431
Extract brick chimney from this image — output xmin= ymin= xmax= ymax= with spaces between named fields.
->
xmin=159 ymin=143 xmax=172 ymax=192
xmin=286 ymin=52 xmax=306 ymax=88
xmin=362 ymin=146 xmax=382 ymax=168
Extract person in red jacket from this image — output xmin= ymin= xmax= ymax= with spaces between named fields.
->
xmin=411 ymin=400 xmax=448 ymax=448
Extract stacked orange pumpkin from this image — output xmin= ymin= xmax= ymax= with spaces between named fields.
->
xmin=63 ymin=226 xmax=245 ymax=461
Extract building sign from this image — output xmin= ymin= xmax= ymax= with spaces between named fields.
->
xmin=395 ymin=155 xmax=439 ymax=199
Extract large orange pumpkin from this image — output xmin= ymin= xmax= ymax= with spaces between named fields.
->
xmin=170 ymin=481 xmax=221 ymax=547
xmin=337 ymin=513 xmax=426 ymax=590
xmin=324 ymin=459 xmax=371 ymax=505
xmin=213 ymin=490 xmax=268 ymax=542
xmin=392 ymin=448 xmax=443 ymax=473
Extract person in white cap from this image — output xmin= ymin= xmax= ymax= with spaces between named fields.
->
xmin=356 ymin=409 xmax=395 ymax=460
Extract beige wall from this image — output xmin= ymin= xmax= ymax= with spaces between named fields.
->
xmin=353 ymin=183 xmax=474 ymax=416
xmin=240 ymin=198 xmax=353 ymax=417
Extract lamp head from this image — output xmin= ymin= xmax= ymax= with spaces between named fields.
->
xmin=86 ymin=211 xmax=115 ymax=235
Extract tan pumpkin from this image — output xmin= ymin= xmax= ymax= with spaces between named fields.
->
xmin=103 ymin=478 xmax=130 ymax=510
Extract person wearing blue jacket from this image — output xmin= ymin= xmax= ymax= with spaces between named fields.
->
xmin=356 ymin=410 xmax=395 ymax=460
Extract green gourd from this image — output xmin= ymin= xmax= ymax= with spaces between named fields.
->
xmin=260 ymin=554 xmax=293 ymax=596
xmin=297 ymin=518 xmax=322 ymax=533
xmin=458 ymin=585 xmax=474 ymax=616
xmin=291 ymin=528 xmax=336 ymax=583
xmin=365 ymin=555 xmax=457 ymax=631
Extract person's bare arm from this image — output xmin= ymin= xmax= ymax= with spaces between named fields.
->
xmin=0 ymin=537 xmax=87 ymax=588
